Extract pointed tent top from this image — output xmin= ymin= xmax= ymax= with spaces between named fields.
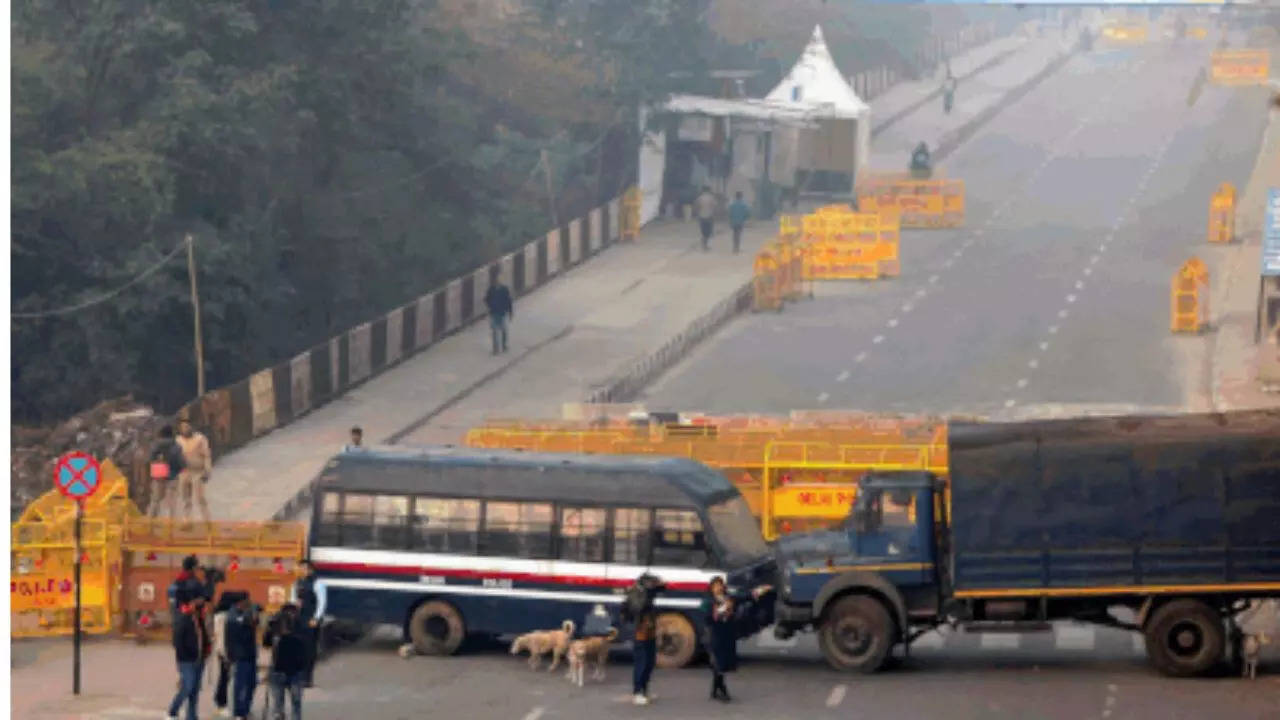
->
xmin=765 ymin=23 xmax=869 ymax=118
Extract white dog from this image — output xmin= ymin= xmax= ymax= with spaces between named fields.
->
xmin=566 ymin=628 xmax=619 ymax=687
xmin=1243 ymin=633 xmax=1268 ymax=680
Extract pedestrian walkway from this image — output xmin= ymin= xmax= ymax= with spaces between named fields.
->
xmin=203 ymin=28 xmax=1078 ymax=523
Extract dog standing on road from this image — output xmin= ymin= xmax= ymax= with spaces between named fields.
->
xmin=566 ymin=628 xmax=619 ymax=687
xmin=510 ymin=620 xmax=575 ymax=671
xmin=1243 ymin=633 xmax=1268 ymax=680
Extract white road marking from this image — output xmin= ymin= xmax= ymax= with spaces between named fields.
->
xmin=1029 ymin=359 xmax=1040 ymax=369
xmin=1039 ymin=341 xmax=1050 ymax=351
xmin=1099 ymin=243 xmax=1107 ymax=252
xmin=1017 ymin=378 xmax=1029 ymax=389
xmin=1048 ymin=325 xmax=1059 ymax=334
xmin=855 ymin=351 xmax=868 ymax=363
xmin=817 ymin=392 xmax=830 ymax=404
xmin=887 ymin=318 xmax=899 ymax=328
xmin=929 ymin=275 xmax=940 ymax=284
xmin=837 ymin=370 xmax=850 ymax=382
xmin=873 ymin=335 xmax=885 ymax=344
xmin=980 ymin=633 xmax=1021 ymax=649
xmin=1054 ymin=624 xmax=1096 ymax=650
xmin=1090 ymin=255 xmax=1100 ymax=265
xmin=1083 ymin=267 xmax=1092 ymax=276
xmin=953 ymin=250 xmax=963 ymax=259
xmin=915 ymin=288 xmax=928 ymax=298
xmin=943 ymin=259 xmax=955 ymax=269
xmin=524 ymin=708 xmax=545 ymax=720
xmin=826 ymin=684 xmax=848 ymax=708
xmin=1066 ymin=294 xmax=1077 ymax=303
xmin=901 ymin=303 xmax=914 ymax=313
xmin=1074 ymin=280 xmax=1084 ymax=290
xmin=1004 ymin=399 xmax=1017 ymax=408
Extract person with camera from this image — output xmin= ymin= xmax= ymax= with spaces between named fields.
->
xmin=621 ymin=573 xmax=666 ymax=706
xmin=263 ymin=603 xmax=310 ymax=720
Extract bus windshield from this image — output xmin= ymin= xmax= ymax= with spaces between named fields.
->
xmin=707 ymin=496 xmax=769 ymax=566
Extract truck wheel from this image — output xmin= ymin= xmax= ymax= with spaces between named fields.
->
xmin=819 ymin=595 xmax=894 ymax=673
xmin=1144 ymin=599 xmax=1225 ymax=677
xmin=408 ymin=600 xmax=466 ymax=656
xmin=655 ymin=612 xmax=698 ymax=669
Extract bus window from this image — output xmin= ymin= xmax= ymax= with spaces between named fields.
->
xmin=559 ymin=507 xmax=607 ymax=562
xmin=340 ymin=493 xmax=376 ymax=547
xmin=652 ymin=509 xmax=707 ymax=567
xmin=612 ymin=508 xmax=652 ymax=565
xmin=373 ymin=495 xmax=411 ymax=549
xmin=316 ymin=491 xmax=343 ymax=545
xmin=412 ymin=497 xmax=481 ymax=554
xmin=483 ymin=502 xmax=554 ymax=559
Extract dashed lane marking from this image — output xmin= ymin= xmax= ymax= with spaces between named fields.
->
xmin=1004 ymin=399 xmax=1017 ymax=408
xmin=1083 ymin=267 xmax=1093 ymax=276
xmin=873 ymin=335 xmax=885 ymax=344
xmin=901 ymin=303 xmax=914 ymax=313
xmin=837 ymin=370 xmax=850 ymax=382
xmin=929 ymin=275 xmax=940 ymax=285
xmin=1067 ymin=294 xmax=1077 ymax=303
xmin=1075 ymin=280 xmax=1085 ymax=290
xmin=915 ymin=288 xmax=928 ymax=298
xmin=1029 ymin=359 xmax=1040 ymax=369
xmin=1090 ymin=255 xmax=1100 ymax=265
xmin=1039 ymin=341 xmax=1050 ymax=351
xmin=826 ymin=684 xmax=848 ymax=708
xmin=817 ymin=392 xmax=830 ymax=404
xmin=524 ymin=707 xmax=545 ymax=720
xmin=1048 ymin=325 xmax=1059 ymax=334
xmin=855 ymin=351 xmax=868 ymax=363
xmin=887 ymin=318 xmax=899 ymax=328
xmin=1017 ymin=378 xmax=1029 ymax=389
xmin=1059 ymin=309 xmax=1070 ymax=319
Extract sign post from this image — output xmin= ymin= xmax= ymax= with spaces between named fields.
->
xmin=53 ymin=451 xmax=102 ymax=696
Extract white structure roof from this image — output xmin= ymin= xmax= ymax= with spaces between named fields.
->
xmin=766 ymin=25 xmax=869 ymax=118
xmin=660 ymin=94 xmax=819 ymax=126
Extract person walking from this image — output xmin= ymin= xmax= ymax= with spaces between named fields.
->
xmin=176 ymin=418 xmax=212 ymax=524
xmin=727 ymin=191 xmax=751 ymax=254
xmin=700 ymin=577 xmax=773 ymax=702
xmin=263 ymin=604 xmax=310 ymax=720
xmin=621 ymin=574 xmax=666 ymax=705
xmin=694 ymin=186 xmax=717 ymax=251
xmin=225 ymin=595 xmax=260 ymax=720
xmin=147 ymin=425 xmax=187 ymax=519
xmin=167 ymin=584 xmax=211 ymax=720
xmin=483 ymin=277 xmax=514 ymax=355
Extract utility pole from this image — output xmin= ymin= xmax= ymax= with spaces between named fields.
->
xmin=186 ymin=234 xmax=206 ymax=396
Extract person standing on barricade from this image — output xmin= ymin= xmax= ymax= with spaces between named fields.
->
xmin=147 ymin=425 xmax=186 ymax=519
xmin=176 ymin=418 xmax=213 ymax=525
xmin=167 ymin=582 xmax=211 ymax=720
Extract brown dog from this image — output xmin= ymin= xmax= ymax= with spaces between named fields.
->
xmin=509 ymin=620 xmax=575 ymax=671
xmin=566 ymin=628 xmax=619 ymax=687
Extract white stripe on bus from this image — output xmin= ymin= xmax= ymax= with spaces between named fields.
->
xmin=322 ymin=576 xmax=703 ymax=609
xmin=310 ymin=546 xmax=726 ymax=585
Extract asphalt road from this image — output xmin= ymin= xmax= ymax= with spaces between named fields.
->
xmin=642 ymin=39 xmax=1273 ymax=419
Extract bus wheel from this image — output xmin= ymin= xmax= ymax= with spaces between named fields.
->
xmin=818 ymin=594 xmax=893 ymax=673
xmin=655 ymin=612 xmax=698 ymax=669
xmin=1144 ymin=599 xmax=1225 ymax=677
xmin=408 ymin=600 xmax=466 ymax=656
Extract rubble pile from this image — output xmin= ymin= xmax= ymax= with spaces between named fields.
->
xmin=11 ymin=397 xmax=169 ymax=518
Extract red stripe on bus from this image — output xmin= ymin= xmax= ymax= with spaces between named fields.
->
xmin=313 ymin=561 xmax=709 ymax=593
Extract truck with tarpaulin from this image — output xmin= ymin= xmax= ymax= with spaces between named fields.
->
xmin=768 ymin=409 xmax=1280 ymax=677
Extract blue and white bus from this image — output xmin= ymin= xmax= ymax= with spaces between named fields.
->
xmin=308 ymin=446 xmax=776 ymax=667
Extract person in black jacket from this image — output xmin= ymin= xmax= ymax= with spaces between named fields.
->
xmin=148 ymin=425 xmax=187 ymax=518
xmin=167 ymin=587 xmax=210 ymax=720
xmin=292 ymin=561 xmax=320 ymax=687
xmin=225 ymin=596 xmax=260 ymax=720
xmin=483 ymin=278 xmax=514 ymax=355
xmin=699 ymin=577 xmax=772 ymax=703
xmin=263 ymin=604 xmax=310 ymax=720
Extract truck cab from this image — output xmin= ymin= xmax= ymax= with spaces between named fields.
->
xmin=773 ymin=471 xmax=945 ymax=672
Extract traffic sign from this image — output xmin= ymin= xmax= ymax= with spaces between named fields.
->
xmin=53 ymin=452 xmax=102 ymax=502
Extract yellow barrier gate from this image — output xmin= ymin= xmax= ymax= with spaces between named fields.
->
xmin=856 ymin=176 xmax=965 ymax=229
xmin=1100 ymin=23 xmax=1148 ymax=44
xmin=465 ymin=414 xmax=949 ymax=540
xmin=1208 ymin=183 xmax=1235 ymax=244
xmin=1171 ymin=257 xmax=1210 ymax=334
xmin=752 ymin=249 xmax=783 ymax=312
xmin=797 ymin=205 xmax=900 ymax=281
xmin=11 ymin=519 xmax=114 ymax=637
xmin=1210 ymin=50 xmax=1270 ymax=86
xmin=621 ymin=185 xmax=642 ymax=241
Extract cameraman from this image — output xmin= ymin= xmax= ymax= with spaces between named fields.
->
xmin=225 ymin=595 xmax=260 ymax=720
xmin=621 ymin=573 xmax=666 ymax=706
xmin=262 ymin=604 xmax=310 ymax=720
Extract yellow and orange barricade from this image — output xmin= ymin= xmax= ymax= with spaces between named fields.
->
xmin=1210 ymin=50 xmax=1270 ymax=86
xmin=752 ymin=248 xmax=783 ymax=312
xmin=1207 ymin=183 xmax=1235 ymax=244
xmin=794 ymin=204 xmax=900 ymax=281
xmin=1100 ymin=22 xmax=1148 ymax=45
xmin=620 ymin=185 xmax=642 ymax=241
xmin=856 ymin=175 xmax=965 ymax=229
xmin=1171 ymin=257 xmax=1210 ymax=334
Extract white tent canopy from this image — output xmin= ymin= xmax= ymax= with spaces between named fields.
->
xmin=765 ymin=25 xmax=872 ymax=191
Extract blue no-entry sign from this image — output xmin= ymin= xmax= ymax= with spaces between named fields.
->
xmin=53 ymin=452 xmax=102 ymax=502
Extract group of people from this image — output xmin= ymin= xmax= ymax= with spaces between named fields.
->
xmin=621 ymin=573 xmax=772 ymax=706
xmin=692 ymin=187 xmax=752 ymax=254
xmin=166 ymin=556 xmax=324 ymax=720
xmin=147 ymin=418 xmax=213 ymax=523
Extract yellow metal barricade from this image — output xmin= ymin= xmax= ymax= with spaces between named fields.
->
xmin=1207 ymin=183 xmax=1235 ymax=244
xmin=1210 ymin=50 xmax=1270 ymax=86
xmin=621 ymin=185 xmax=642 ymax=241
xmin=779 ymin=214 xmax=802 ymax=242
xmin=1171 ymin=257 xmax=1210 ymax=333
xmin=856 ymin=176 xmax=965 ymax=229
xmin=752 ymin=250 xmax=783 ymax=312
xmin=11 ymin=519 xmax=114 ymax=637
xmin=1100 ymin=22 xmax=1148 ymax=45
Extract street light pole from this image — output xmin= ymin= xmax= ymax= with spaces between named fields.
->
xmin=186 ymin=234 xmax=206 ymax=397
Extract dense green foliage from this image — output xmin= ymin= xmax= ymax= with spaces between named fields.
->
xmin=12 ymin=0 xmax=1002 ymax=424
